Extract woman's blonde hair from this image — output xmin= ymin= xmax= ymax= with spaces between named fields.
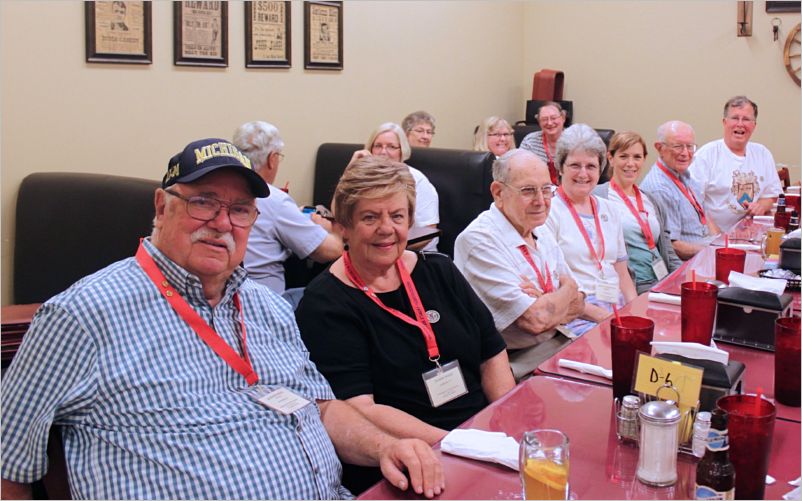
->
xmin=473 ymin=116 xmax=513 ymax=152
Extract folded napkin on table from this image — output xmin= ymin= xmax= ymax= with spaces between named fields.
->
xmin=651 ymin=341 xmax=729 ymax=365
xmin=728 ymin=271 xmax=787 ymax=296
xmin=557 ymin=359 xmax=612 ymax=380
xmin=648 ymin=292 xmax=681 ymax=306
xmin=727 ymin=242 xmax=761 ymax=252
xmin=440 ymin=429 xmax=520 ymax=471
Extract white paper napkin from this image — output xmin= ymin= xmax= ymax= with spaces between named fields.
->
xmin=728 ymin=271 xmax=787 ymax=296
xmin=648 ymin=292 xmax=681 ymax=305
xmin=440 ymin=429 xmax=520 ymax=471
xmin=557 ymin=359 xmax=613 ymax=380
xmin=651 ymin=341 xmax=729 ymax=365
xmin=727 ymin=242 xmax=761 ymax=252
xmin=753 ymin=215 xmax=775 ymax=223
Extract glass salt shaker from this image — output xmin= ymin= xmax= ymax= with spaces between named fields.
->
xmin=636 ymin=400 xmax=681 ymax=486
xmin=615 ymin=395 xmax=641 ymax=444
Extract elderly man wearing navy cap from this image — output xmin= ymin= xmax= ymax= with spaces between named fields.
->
xmin=1 ymin=138 xmax=444 ymax=500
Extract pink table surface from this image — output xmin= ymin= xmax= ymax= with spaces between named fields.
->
xmin=358 ymin=376 xmax=800 ymax=500
xmin=536 ymin=293 xmax=801 ymax=423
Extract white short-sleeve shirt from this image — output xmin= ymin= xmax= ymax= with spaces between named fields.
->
xmin=545 ymin=194 xmax=628 ymax=293
xmin=690 ymin=139 xmax=782 ymax=232
xmin=454 ymin=203 xmax=575 ymax=349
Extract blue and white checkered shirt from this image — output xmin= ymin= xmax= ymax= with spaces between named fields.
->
xmin=640 ymin=161 xmax=711 ymax=245
xmin=1 ymin=239 xmax=351 ymax=500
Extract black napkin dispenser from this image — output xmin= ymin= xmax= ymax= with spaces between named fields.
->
xmin=779 ymin=238 xmax=800 ymax=274
xmin=714 ymin=287 xmax=793 ymax=351
xmin=656 ymin=353 xmax=745 ymax=412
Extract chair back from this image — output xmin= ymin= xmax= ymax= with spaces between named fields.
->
xmin=14 ymin=172 xmax=159 ymax=304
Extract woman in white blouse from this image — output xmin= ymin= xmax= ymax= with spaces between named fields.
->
xmin=545 ymin=124 xmax=638 ymax=328
xmin=593 ymin=131 xmax=682 ymax=294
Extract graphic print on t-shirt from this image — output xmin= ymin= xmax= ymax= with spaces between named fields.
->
xmin=730 ymin=169 xmax=759 ymax=209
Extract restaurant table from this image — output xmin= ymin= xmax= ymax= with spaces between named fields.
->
xmin=538 ymin=221 xmax=801 ymax=423
xmin=358 ymin=376 xmax=800 ymax=500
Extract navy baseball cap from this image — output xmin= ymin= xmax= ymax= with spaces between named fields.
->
xmin=163 ymin=138 xmax=269 ymax=198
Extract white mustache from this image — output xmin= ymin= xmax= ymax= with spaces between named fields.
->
xmin=191 ymin=228 xmax=235 ymax=253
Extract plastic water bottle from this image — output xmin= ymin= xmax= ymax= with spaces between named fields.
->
xmin=692 ymin=411 xmax=712 ymax=458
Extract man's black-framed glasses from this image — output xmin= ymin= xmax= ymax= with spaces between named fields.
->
xmin=165 ymin=190 xmax=259 ymax=227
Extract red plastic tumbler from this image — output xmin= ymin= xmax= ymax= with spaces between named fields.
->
xmin=610 ymin=316 xmax=654 ymax=400
xmin=774 ymin=317 xmax=801 ymax=407
xmin=715 ymin=248 xmax=746 ymax=284
xmin=681 ymin=282 xmax=718 ymax=346
xmin=717 ymin=395 xmax=776 ymax=500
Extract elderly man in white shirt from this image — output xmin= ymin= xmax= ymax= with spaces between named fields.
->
xmin=690 ymin=96 xmax=783 ymax=232
xmin=454 ymin=149 xmax=585 ymax=380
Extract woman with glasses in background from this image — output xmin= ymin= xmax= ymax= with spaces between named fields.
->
xmin=519 ymin=101 xmax=568 ymax=185
xmin=593 ymin=131 xmax=682 ymax=295
xmin=473 ymin=116 xmax=515 ymax=158
xmin=545 ymin=124 xmax=637 ymax=333
xmin=348 ymin=122 xmax=440 ymax=251
xmin=402 ymin=111 xmax=436 ymax=148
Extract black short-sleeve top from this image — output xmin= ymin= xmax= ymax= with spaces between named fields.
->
xmin=296 ymin=252 xmax=506 ymax=431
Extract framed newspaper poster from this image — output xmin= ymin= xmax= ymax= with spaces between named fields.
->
xmin=245 ymin=1 xmax=291 ymax=68
xmin=174 ymin=1 xmax=228 ymax=67
xmin=85 ymin=1 xmax=152 ymax=64
xmin=304 ymin=1 xmax=342 ymax=70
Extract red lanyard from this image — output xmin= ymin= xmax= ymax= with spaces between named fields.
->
xmin=656 ymin=161 xmax=707 ymax=225
xmin=342 ymin=252 xmax=440 ymax=361
xmin=518 ymin=244 xmax=554 ymax=293
xmin=542 ymin=135 xmax=559 ymax=185
xmin=135 ymin=243 xmax=258 ymax=385
xmin=610 ymin=180 xmax=656 ymax=249
xmin=557 ymin=187 xmax=605 ymax=270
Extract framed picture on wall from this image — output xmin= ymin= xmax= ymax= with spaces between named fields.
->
xmin=85 ymin=1 xmax=152 ymax=64
xmin=173 ymin=1 xmax=228 ymax=67
xmin=245 ymin=1 xmax=291 ymax=68
xmin=304 ymin=1 xmax=343 ymax=70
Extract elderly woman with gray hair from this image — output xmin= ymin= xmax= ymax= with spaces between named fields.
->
xmin=402 ymin=111 xmax=436 ymax=148
xmin=544 ymin=124 xmax=637 ymax=329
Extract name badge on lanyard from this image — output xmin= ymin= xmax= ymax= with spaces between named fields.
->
xmin=595 ymin=275 xmax=620 ymax=304
xmin=246 ymin=385 xmax=312 ymax=415
xmin=422 ymin=360 xmax=469 ymax=408
xmin=343 ymin=252 xmax=468 ymax=409
xmin=651 ymin=257 xmax=669 ymax=280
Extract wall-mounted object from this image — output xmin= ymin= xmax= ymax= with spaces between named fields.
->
xmin=304 ymin=1 xmax=343 ymax=70
xmin=737 ymin=1 xmax=753 ymax=37
xmin=245 ymin=1 xmax=291 ymax=68
xmin=784 ymin=23 xmax=801 ymax=86
xmin=85 ymin=1 xmax=152 ymax=64
xmin=766 ymin=1 xmax=801 ymax=13
xmin=174 ymin=1 xmax=228 ymax=67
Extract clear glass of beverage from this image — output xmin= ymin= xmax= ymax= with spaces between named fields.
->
xmin=520 ymin=429 xmax=570 ymax=500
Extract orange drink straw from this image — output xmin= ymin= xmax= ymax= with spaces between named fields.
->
xmin=612 ymin=304 xmax=622 ymax=327
xmin=725 ymin=234 xmax=729 ymax=248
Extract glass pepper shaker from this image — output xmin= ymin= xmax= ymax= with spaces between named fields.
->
xmin=615 ymin=395 xmax=641 ymax=444
xmin=636 ymin=400 xmax=681 ymax=486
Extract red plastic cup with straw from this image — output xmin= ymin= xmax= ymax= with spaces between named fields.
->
xmin=681 ymin=272 xmax=718 ymax=345
xmin=610 ymin=310 xmax=654 ymax=400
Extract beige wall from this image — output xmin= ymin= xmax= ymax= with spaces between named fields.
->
xmin=0 ymin=1 xmax=525 ymax=305
xmin=523 ymin=1 xmax=801 ymax=175
xmin=2 ymin=1 xmax=800 ymax=305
